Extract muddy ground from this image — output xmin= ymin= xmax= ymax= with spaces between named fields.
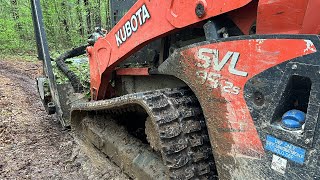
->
xmin=0 ymin=58 xmax=129 ymax=179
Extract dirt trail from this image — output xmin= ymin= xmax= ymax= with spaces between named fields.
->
xmin=0 ymin=59 xmax=128 ymax=180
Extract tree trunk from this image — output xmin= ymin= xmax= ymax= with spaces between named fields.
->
xmin=61 ymin=1 xmax=70 ymax=34
xmin=94 ymin=0 xmax=101 ymax=27
xmin=84 ymin=0 xmax=92 ymax=34
xmin=106 ymin=0 xmax=111 ymax=30
xmin=77 ymin=0 xmax=85 ymax=37
xmin=10 ymin=0 xmax=24 ymax=39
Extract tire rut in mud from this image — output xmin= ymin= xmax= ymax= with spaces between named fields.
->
xmin=0 ymin=59 xmax=128 ymax=179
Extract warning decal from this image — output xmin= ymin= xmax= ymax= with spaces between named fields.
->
xmin=271 ymin=154 xmax=287 ymax=174
xmin=265 ymin=135 xmax=306 ymax=164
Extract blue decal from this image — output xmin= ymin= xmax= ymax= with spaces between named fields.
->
xmin=265 ymin=135 xmax=306 ymax=164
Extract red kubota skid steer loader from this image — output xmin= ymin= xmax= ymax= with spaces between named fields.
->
xmin=30 ymin=0 xmax=320 ymax=179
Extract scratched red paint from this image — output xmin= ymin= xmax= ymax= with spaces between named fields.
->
xmin=180 ymin=39 xmax=316 ymax=156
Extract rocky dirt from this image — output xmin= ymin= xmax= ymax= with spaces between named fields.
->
xmin=0 ymin=58 xmax=129 ymax=180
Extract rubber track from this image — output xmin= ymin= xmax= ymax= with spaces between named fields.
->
xmin=71 ymin=87 xmax=217 ymax=179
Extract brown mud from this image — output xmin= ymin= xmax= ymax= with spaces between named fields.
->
xmin=0 ymin=58 xmax=128 ymax=180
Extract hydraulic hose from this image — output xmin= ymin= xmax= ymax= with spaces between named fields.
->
xmin=55 ymin=45 xmax=88 ymax=93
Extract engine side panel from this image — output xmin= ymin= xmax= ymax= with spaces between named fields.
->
xmin=87 ymin=0 xmax=253 ymax=100
xmin=158 ymin=35 xmax=319 ymax=179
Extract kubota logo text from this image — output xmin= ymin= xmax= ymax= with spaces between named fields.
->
xmin=115 ymin=4 xmax=150 ymax=47
xmin=196 ymin=48 xmax=248 ymax=95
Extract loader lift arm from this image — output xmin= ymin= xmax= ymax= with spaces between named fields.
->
xmin=88 ymin=0 xmax=253 ymax=100
xmin=30 ymin=0 xmax=66 ymax=126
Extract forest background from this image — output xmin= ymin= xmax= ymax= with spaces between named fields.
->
xmin=0 ymin=0 xmax=111 ymax=57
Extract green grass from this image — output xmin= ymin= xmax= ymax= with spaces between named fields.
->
xmin=0 ymin=53 xmax=38 ymax=62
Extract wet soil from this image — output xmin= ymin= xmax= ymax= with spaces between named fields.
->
xmin=0 ymin=58 xmax=128 ymax=180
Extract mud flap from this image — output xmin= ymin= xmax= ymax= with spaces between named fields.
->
xmin=158 ymin=35 xmax=320 ymax=179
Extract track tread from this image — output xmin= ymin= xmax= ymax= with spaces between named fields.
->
xmin=146 ymin=88 xmax=217 ymax=179
xmin=72 ymin=87 xmax=217 ymax=179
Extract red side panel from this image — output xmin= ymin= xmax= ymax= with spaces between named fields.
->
xmin=256 ymin=0 xmax=320 ymax=35
xmin=300 ymin=0 xmax=320 ymax=34
xmin=257 ymin=0 xmax=308 ymax=34
xmin=88 ymin=0 xmax=253 ymax=100
xmin=116 ymin=68 xmax=149 ymax=76
xmin=178 ymin=39 xmax=316 ymax=156
xmin=157 ymin=35 xmax=319 ymax=179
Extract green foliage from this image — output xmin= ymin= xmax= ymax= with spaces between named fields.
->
xmin=0 ymin=0 xmax=110 ymax=56
xmin=0 ymin=0 xmax=110 ymax=99
xmin=0 ymin=1 xmax=37 ymax=54
xmin=0 ymin=18 xmax=21 ymax=52
xmin=52 ymin=58 xmax=90 ymax=97
xmin=65 ymin=58 xmax=90 ymax=90
xmin=51 ymin=61 xmax=70 ymax=85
